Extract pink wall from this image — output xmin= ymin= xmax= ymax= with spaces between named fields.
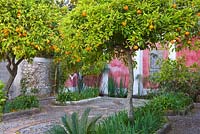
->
xmin=176 ymin=38 xmax=200 ymax=66
xmin=142 ymin=49 xmax=168 ymax=88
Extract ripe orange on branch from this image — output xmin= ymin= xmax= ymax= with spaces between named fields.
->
xmin=137 ymin=10 xmax=142 ymax=14
xmin=185 ymin=31 xmax=190 ymax=36
xmin=121 ymin=21 xmax=127 ymax=26
xmin=133 ymin=45 xmax=139 ymax=50
xmin=187 ymin=40 xmax=191 ymax=44
xmin=82 ymin=11 xmax=87 ymax=17
xmin=123 ymin=5 xmax=128 ymax=11
xmin=149 ymin=25 xmax=154 ymax=30
xmin=172 ymin=4 xmax=177 ymax=9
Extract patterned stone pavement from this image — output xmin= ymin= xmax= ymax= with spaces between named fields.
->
xmin=0 ymin=97 xmax=148 ymax=134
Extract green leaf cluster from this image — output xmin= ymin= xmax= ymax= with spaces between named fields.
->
xmin=0 ymin=81 xmax=6 ymax=121
xmin=3 ymin=95 xmax=39 ymax=113
xmin=151 ymin=58 xmax=200 ymax=100
xmin=0 ymin=0 xmax=65 ymax=60
xmin=48 ymin=108 xmax=101 ymax=134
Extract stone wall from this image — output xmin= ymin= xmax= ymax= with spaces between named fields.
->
xmin=0 ymin=57 xmax=53 ymax=99
xmin=21 ymin=57 xmax=53 ymax=96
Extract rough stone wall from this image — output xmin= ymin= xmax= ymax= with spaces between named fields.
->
xmin=0 ymin=57 xmax=53 ymax=98
xmin=21 ymin=57 xmax=53 ymax=96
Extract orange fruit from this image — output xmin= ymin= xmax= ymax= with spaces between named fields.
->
xmin=172 ymin=4 xmax=177 ymax=9
xmin=51 ymin=45 xmax=57 ymax=50
xmin=170 ymin=40 xmax=175 ymax=44
xmin=176 ymin=27 xmax=181 ymax=32
xmin=185 ymin=31 xmax=190 ymax=36
xmin=85 ymin=47 xmax=91 ymax=51
xmin=187 ymin=40 xmax=191 ymax=44
xmin=35 ymin=45 xmax=39 ymax=50
xmin=18 ymin=33 xmax=23 ymax=37
xmin=76 ymin=58 xmax=81 ymax=62
xmin=121 ymin=21 xmax=127 ymax=26
xmin=82 ymin=11 xmax=87 ymax=17
xmin=17 ymin=13 xmax=21 ymax=18
xmin=47 ymin=40 xmax=50 ymax=44
xmin=15 ymin=27 xmax=20 ymax=33
xmin=123 ymin=5 xmax=128 ymax=11
xmin=65 ymin=51 xmax=71 ymax=55
xmin=175 ymin=37 xmax=181 ymax=43
xmin=137 ymin=10 xmax=142 ymax=14
xmin=197 ymin=12 xmax=200 ymax=17
xmin=149 ymin=25 xmax=154 ymax=30
xmin=23 ymin=32 xmax=27 ymax=37
xmin=133 ymin=45 xmax=139 ymax=50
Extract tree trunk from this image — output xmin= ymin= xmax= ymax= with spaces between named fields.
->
xmin=126 ymin=50 xmax=134 ymax=124
xmin=4 ymin=54 xmax=24 ymax=99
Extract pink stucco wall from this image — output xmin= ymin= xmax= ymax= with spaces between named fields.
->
xmin=176 ymin=38 xmax=200 ymax=66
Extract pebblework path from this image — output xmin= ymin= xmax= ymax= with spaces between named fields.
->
xmin=0 ymin=97 xmax=147 ymax=134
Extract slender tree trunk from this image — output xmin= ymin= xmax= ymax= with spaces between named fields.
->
xmin=4 ymin=54 xmax=24 ymax=99
xmin=126 ymin=50 xmax=134 ymax=124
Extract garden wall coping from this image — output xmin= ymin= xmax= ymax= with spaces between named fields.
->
xmin=165 ymin=103 xmax=194 ymax=116
xmin=3 ymin=108 xmax=41 ymax=121
xmin=156 ymin=123 xmax=171 ymax=134
xmin=53 ymin=96 xmax=102 ymax=105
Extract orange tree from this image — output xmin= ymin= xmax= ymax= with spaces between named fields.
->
xmin=59 ymin=0 xmax=200 ymax=123
xmin=0 ymin=0 xmax=66 ymax=97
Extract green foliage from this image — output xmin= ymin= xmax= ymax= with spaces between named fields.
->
xmin=3 ymin=95 xmax=39 ymax=113
xmin=96 ymin=104 xmax=165 ymax=134
xmin=56 ymin=88 xmax=99 ymax=103
xmin=108 ymin=77 xmax=127 ymax=98
xmin=151 ymin=58 xmax=200 ymax=100
xmin=0 ymin=81 xmax=6 ymax=121
xmin=48 ymin=108 xmax=101 ymax=134
xmin=149 ymin=92 xmax=193 ymax=111
xmin=59 ymin=0 xmax=200 ymax=74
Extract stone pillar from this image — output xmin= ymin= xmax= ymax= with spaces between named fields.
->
xmin=133 ymin=50 xmax=143 ymax=95
xmin=168 ymin=43 xmax=176 ymax=60
xmin=21 ymin=57 xmax=53 ymax=96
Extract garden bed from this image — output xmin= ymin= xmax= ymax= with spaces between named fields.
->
xmin=53 ymin=96 xmax=102 ymax=105
xmin=3 ymin=108 xmax=41 ymax=120
xmin=165 ymin=103 xmax=194 ymax=116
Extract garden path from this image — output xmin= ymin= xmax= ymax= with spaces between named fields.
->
xmin=0 ymin=97 xmax=147 ymax=134
xmin=167 ymin=103 xmax=200 ymax=134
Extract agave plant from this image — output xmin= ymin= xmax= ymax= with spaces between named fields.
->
xmin=48 ymin=108 xmax=101 ymax=134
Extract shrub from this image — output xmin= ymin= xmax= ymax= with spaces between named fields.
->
xmin=56 ymin=87 xmax=99 ymax=103
xmin=108 ymin=77 xmax=127 ymax=98
xmin=3 ymin=95 xmax=39 ymax=113
xmin=0 ymin=81 xmax=6 ymax=121
xmin=149 ymin=92 xmax=193 ymax=111
xmin=151 ymin=58 xmax=200 ymax=101
xmin=96 ymin=104 xmax=165 ymax=134
xmin=48 ymin=108 xmax=101 ymax=134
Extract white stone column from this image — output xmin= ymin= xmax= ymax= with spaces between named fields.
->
xmin=168 ymin=43 xmax=176 ymax=60
xmin=133 ymin=50 xmax=143 ymax=95
xmin=100 ymin=65 xmax=109 ymax=95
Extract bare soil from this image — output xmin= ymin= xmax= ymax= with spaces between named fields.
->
xmin=167 ymin=103 xmax=200 ymax=134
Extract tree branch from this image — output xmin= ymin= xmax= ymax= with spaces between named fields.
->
xmin=6 ymin=54 xmax=12 ymax=75
xmin=16 ymin=56 xmax=24 ymax=65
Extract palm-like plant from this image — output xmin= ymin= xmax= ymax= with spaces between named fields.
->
xmin=48 ymin=108 xmax=101 ymax=134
